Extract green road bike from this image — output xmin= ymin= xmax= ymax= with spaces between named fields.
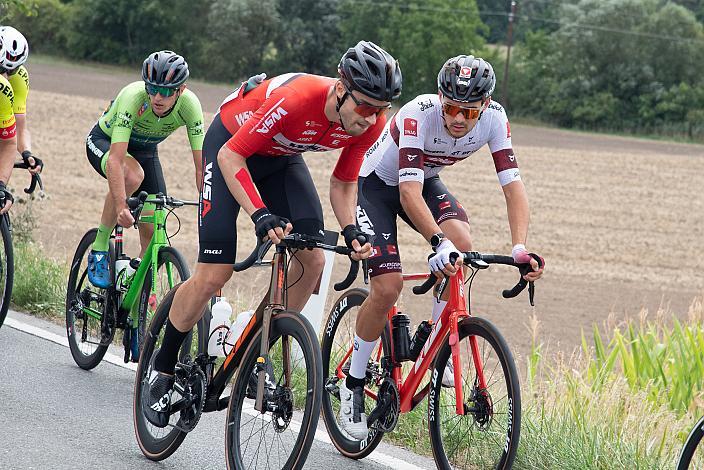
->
xmin=65 ymin=191 xmax=197 ymax=369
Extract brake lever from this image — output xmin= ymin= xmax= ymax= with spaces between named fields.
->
xmin=362 ymin=259 xmax=369 ymax=285
xmin=528 ymin=281 xmax=535 ymax=306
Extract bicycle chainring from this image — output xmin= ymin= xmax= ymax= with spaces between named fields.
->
xmin=177 ymin=367 xmax=207 ymax=432
xmin=376 ymin=377 xmax=400 ymax=433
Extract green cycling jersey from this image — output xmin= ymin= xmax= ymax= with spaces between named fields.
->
xmin=98 ymin=81 xmax=204 ymax=150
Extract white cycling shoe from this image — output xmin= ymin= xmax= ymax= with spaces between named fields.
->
xmin=338 ymin=380 xmax=369 ymax=440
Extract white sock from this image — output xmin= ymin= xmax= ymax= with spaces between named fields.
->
xmin=432 ymin=299 xmax=448 ymax=323
xmin=349 ymin=335 xmax=378 ymax=380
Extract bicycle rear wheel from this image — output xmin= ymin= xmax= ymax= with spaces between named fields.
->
xmin=133 ymin=283 xmax=207 ymax=461
xmin=225 ymin=310 xmax=322 ymax=470
xmin=65 ymin=228 xmax=114 ymax=369
xmin=678 ymin=416 xmax=704 ymax=469
xmin=135 ymin=246 xmax=190 ymax=359
xmin=428 ymin=316 xmax=520 ymax=469
xmin=0 ymin=215 xmax=12 ymax=328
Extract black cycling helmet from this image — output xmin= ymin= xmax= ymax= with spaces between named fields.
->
xmin=142 ymin=50 xmax=189 ymax=88
xmin=438 ymin=55 xmax=495 ymax=103
xmin=338 ymin=40 xmax=402 ymax=102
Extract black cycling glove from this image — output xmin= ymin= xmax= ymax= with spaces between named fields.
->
xmin=21 ymin=150 xmax=43 ymax=172
xmin=0 ymin=181 xmax=14 ymax=205
xmin=251 ymin=208 xmax=289 ymax=239
xmin=341 ymin=224 xmax=370 ymax=249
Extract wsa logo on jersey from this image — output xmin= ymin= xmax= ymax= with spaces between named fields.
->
xmin=253 ymin=98 xmax=288 ymax=134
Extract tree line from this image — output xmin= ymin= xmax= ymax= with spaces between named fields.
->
xmin=5 ymin=0 xmax=704 ymax=140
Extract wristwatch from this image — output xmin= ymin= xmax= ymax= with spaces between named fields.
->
xmin=430 ymin=232 xmax=445 ymax=252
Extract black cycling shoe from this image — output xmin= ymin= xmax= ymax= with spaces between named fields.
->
xmin=246 ymin=361 xmax=277 ymax=400
xmin=143 ymin=353 xmax=175 ymax=428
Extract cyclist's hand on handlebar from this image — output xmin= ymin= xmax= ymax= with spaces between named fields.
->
xmin=341 ymin=224 xmax=372 ymax=261
xmin=0 ymin=183 xmax=13 ymax=214
xmin=117 ymin=206 xmax=135 ymax=227
xmin=512 ymin=244 xmax=545 ymax=282
xmin=251 ymin=208 xmax=291 ymax=244
xmin=21 ymin=150 xmax=43 ymax=175
xmin=429 ymin=239 xmax=461 ymax=278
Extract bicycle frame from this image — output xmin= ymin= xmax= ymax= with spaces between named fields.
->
xmin=334 ymin=268 xmax=483 ymax=416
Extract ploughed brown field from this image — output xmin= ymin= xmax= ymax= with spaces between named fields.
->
xmin=20 ymin=60 xmax=704 ymax=360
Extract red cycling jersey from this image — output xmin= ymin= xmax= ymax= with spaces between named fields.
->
xmin=219 ymin=73 xmax=386 ymax=182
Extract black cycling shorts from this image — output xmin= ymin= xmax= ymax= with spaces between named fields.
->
xmin=198 ymin=113 xmax=324 ymax=264
xmin=356 ymin=171 xmax=469 ymax=277
xmin=85 ymin=124 xmax=167 ymax=196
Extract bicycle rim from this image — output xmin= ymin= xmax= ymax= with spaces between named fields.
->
xmin=678 ymin=416 xmax=704 ymax=469
xmin=226 ymin=311 xmax=322 ymax=470
xmin=429 ymin=316 xmax=521 ymax=470
xmin=0 ymin=216 xmax=12 ymax=327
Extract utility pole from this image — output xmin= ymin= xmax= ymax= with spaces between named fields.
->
xmin=502 ymin=1 xmax=518 ymax=107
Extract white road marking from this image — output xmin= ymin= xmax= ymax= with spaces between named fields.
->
xmin=5 ymin=316 xmax=429 ymax=470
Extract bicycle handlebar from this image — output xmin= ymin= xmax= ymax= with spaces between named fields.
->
xmin=412 ymin=251 xmax=544 ymax=306
xmin=13 ymin=161 xmax=43 ymax=194
xmin=126 ymin=191 xmax=199 ymax=226
xmin=233 ymin=233 xmax=365 ymax=291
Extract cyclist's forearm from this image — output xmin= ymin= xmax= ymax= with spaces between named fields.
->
xmin=217 ymin=146 xmax=264 ymax=216
xmin=0 ymin=139 xmax=15 ymax=183
xmin=14 ymin=114 xmax=31 ymax=154
xmin=399 ymin=181 xmax=441 ymax=241
xmin=329 ymin=175 xmax=357 ymax=228
xmin=192 ymin=150 xmax=203 ymax=190
xmin=503 ymin=180 xmax=530 ymax=246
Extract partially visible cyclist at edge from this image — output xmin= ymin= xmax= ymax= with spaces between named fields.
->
xmin=0 ymin=26 xmax=41 ymax=214
xmin=85 ymin=50 xmax=204 ymax=289
xmin=339 ymin=55 xmax=545 ymax=439
xmin=143 ymin=40 xmax=402 ymax=428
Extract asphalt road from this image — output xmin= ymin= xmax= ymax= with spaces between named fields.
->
xmin=0 ymin=310 xmax=436 ymax=470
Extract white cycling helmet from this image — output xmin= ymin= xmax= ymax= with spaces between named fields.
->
xmin=0 ymin=26 xmax=28 ymax=71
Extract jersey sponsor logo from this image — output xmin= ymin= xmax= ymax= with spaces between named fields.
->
xmin=438 ymin=211 xmax=458 ymax=223
xmin=330 ymin=133 xmax=352 ymax=139
xmin=203 ymin=249 xmax=222 ymax=255
xmin=433 ymin=137 xmax=447 ymax=145
xmin=364 ymin=140 xmax=380 ymax=158
xmin=331 ymin=139 xmax=340 ymax=145
xmin=488 ymin=102 xmax=504 ymax=112
xmin=356 ymin=206 xmax=375 ymax=236
xmin=378 ymin=262 xmax=402 ymax=270
xmin=370 ymin=246 xmax=382 ymax=258
xmin=201 ymin=162 xmax=214 ymax=218
xmin=436 ymin=193 xmax=447 ymax=200
xmin=399 ymin=168 xmax=424 ymax=181
xmin=86 ymin=135 xmax=104 ymax=157
xmin=253 ymin=98 xmax=287 ymax=134
xmin=272 ymin=133 xmax=334 ymax=153
xmin=403 ymin=118 xmax=418 ymax=137
xmin=387 ymin=244 xmax=398 ymax=256
xmin=299 ymin=137 xmax=313 ymax=142
xmin=0 ymin=81 xmax=13 ymax=103
xmin=138 ymin=101 xmax=148 ymax=117
xmin=407 ymin=154 xmax=418 ymax=161
xmin=235 ymin=110 xmax=254 ymax=127
xmin=506 ymin=121 xmax=511 ymax=138
xmin=306 ymin=120 xmax=323 ymax=127
xmin=382 ymin=233 xmax=391 ymax=240
xmin=418 ymin=99 xmax=434 ymax=111
xmin=302 ymin=130 xmax=317 ymax=136
xmin=439 ymin=201 xmax=452 ymax=211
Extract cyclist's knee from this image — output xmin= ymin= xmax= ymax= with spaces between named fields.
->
xmin=294 ymin=249 xmax=325 ymax=274
xmin=191 ymin=263 xmax=232 ymax=296
xmin=124 ymin=161 xmax=144 ymax=192
xmin=368 ymin=274 xmax=402 ymax=310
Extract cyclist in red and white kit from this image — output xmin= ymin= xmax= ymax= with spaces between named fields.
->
xmin=143 ymin=41 xmax=403 ymax=428
xmin=338 ymin=55 xmax=545 ymax=440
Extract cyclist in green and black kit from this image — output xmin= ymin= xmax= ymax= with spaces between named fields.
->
xmin=85 ymin=50 xmax=204 ymax=288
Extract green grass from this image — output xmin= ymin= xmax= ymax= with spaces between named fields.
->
xmin=12 ymin=239 xmax=66 ymax=316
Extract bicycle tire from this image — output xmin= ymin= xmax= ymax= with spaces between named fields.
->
xmin=133 ymin=283 xmax=207 ymax=461
xmin=136 ymin=246 xmax=190 ymax=357
xmin=428 ymin=316 xmax=521 ymax=470
xmin=65 ymin=228 xmax=114 ymax=370
xmin=225 ymin=310 xmax=322 ymax=470
xmin=320 ymin=288 xmax=387 ymax=459
xmin=0 ymin=215 xmax=13 ymax=328
xmin=677 ymin=416 xmax=704 ymax=469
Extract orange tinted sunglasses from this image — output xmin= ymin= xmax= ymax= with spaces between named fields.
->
xmin=344 ymin=85 xmax=391 ymax=117
xmin=442 ymin=102 xmax=482 ymax=120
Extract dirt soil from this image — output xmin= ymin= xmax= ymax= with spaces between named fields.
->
xmin=20 ymin=60 xmax=704 ymax=361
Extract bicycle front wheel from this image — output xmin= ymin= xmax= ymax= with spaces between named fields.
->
xmin=428 ymin=316 xmax=521 ymax=470
xmin=678 ymin=416 xmax=704 ymax=469
xmin=226 ymin=310 xmax=322 ymax=470
xmin=136 ymin=246 xmax=190 ymax=356
xmin=0 ymin=215 xmax=12 ymax=328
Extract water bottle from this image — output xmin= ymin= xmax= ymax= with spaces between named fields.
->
xmin=208 ymin=297 xmax=233 ymax=357
xmin=227 ymin=310 xmax=255 ymax=347
xmin=409 ymin=320 xmax=433 ymax=361
xmin=115 ymin=255 xmax=133 ymax=290
xmin=391 ymin=313 xmax=412 ymax=362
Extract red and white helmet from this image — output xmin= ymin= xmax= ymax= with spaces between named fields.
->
xmin=0 ymin=26 xmax=28 ymax=71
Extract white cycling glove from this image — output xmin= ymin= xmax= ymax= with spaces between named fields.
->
xmin=428 ymin=239 xmax=459 ymax=273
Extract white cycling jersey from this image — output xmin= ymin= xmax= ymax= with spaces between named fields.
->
xmin=359 ymin=94 xmax=520 ymax=187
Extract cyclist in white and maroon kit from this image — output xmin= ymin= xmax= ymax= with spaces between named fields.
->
xmin=338 ymin=55 xmax=545 ymax=440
